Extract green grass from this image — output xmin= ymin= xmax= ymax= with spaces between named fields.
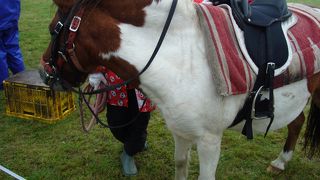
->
xmin=0 ymin=0 xmax=320 ymax=179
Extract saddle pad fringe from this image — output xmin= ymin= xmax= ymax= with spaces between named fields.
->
xmin=196 ymin=4 xmax=255 ymax=96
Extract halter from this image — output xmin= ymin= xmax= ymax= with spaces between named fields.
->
xmin=40 ymin=1 xmax=87 ymax=89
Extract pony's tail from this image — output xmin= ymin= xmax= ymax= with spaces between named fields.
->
xmin=304 ymin=97 xmax=320 ymax=158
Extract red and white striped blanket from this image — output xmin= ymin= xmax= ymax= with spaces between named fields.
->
xmin=195 ymin=3 xmax=320 ymax=96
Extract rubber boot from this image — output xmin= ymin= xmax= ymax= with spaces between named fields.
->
xmin=120 ymin=150 xmax=137 ymax=176
xmin=143 ymin=141 xmax=148 ymax=151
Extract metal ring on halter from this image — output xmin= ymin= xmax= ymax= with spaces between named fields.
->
xmin=58 ymin=51 xmax=67 ymax=62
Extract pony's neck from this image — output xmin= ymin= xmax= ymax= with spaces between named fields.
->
xmin=115 ymin=0 xmax=208 ymax=104
xmin=117 ymin=0 xmax=205 ymax=70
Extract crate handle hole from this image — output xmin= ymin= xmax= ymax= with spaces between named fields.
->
xmin=23 ymin=111 xmax=35 ymax=115
xmin=62 ymin=107 xmax=68 ymax=113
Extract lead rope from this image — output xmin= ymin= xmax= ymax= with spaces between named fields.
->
xmin=79 ymin=83 xmax=107 ymax=132
xmin=66 ymin=0 xmax=178 ymax=132
xmin=78 ymin=82 xmax=148 ymax=132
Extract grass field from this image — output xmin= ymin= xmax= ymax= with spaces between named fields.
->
xmin=1 ymin=0 xmax=320 ymax=179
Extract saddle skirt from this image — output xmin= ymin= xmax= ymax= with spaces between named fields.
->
xmin=195 ymin=3 xmax=320 ymax=96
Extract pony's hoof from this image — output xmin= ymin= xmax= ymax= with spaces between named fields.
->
xmin=267 ymin=165 xmax=283 ymax=174
xmin=120 ymin=150 xmax=137 ymax=176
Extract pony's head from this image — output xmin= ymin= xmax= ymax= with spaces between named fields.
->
xmin=40 ymin=0 xmax=153 ymax=90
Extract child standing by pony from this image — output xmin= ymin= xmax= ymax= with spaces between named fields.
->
xmin=89 ymin=67 xmax=155 ymax=176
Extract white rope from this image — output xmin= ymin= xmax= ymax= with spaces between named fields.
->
xmin=0 ymin=165 xmax=26 ymax=180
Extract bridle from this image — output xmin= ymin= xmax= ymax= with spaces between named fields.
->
xmin=40 ymin=0 xmax=178 ymax=129
xmin=41 ymin=0 xmax=178 ymax=94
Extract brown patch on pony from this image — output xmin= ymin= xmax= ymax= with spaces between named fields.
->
xmin=304 ymin=72 xmax=320 ymax=158
xmin=97 ymin=0 xmax=153 ymax=26
xmin=53 ymin=0 xmax=76 ymax=12
xmin=307 ymin=72 xmax=320 ymax=107
xmin=44 ymin=0 xmax=157 ymax=86
xmin=68 ymin=0 xmax=155 ymax=79
xmin=73 ymin=9 xmax=122 ymax=70
xmin=101 ymin=56 xmax=141 ymax=88
xmin=284 ymin=112 xmax=305 ymax=152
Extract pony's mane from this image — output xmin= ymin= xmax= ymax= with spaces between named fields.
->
xmin=80 ymin=0 xmax=103 ymax=8
xmin=53 ymin=0 xmax=102 ymax=9
xmin=54 ymin=0 xmax=160 ymax=9
xmin=53 ymin=0 xmax=75 ymax=8
xmin=52 ymin=0 xmax=158 ymax=27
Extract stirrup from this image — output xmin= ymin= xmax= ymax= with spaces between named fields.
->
xmin=251 ymin=86 xmax=269 ymax=120
xmin=251 ymin=62 xmax=275 ymax=120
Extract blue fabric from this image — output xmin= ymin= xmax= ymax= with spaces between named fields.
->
xmin=0 ymin=0 xmax=21 ymax=30
xmin=0 ymin=25 xmax=24 ymax=90
xmin=0 ymin=0 xmax=24 ymax=89
xmin=0 ymin=40 xmax=9 ymax=89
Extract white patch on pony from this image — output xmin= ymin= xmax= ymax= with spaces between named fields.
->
xmin=270 ymin=150 xmax=293 ymax=170
xmin=99 ymin=51 xmax=117 ymax=61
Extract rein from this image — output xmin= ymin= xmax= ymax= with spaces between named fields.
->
xmin=43 ymin=0 xmax=178 ymax=130
xmin=63 ymin=0 xmax=178 ymax=95
xmin=79 ymin=83 xmax=148 ymax=131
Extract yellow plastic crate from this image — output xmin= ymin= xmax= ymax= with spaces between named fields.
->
xmin=3 ymin=70 xmax=75 ymax=123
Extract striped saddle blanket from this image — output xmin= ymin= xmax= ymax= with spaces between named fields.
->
xmin=195 ymin=3 xmax=320 ymax=96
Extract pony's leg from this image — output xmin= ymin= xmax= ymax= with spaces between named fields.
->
xmin=197 ymin=132 xmax=222 ymax=180
xmin=267 ymin=112 xmax=305 ymax=173
xmin=173 ymin=134 xmax=192 ymax=180
xmin=304 ymin=76 xmax=320 ymax=158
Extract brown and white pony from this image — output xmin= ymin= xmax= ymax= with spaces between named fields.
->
xmin=40 ymin=0 xmax=320 ymax=179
